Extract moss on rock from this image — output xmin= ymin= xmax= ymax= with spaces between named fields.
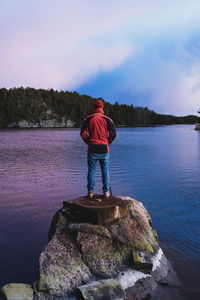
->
xmin=131 ymin=240 xmax=154 ymax=254
xmin=76 ymin=230 xmax=132 ymax=277
xmin=146 ymin=212 xmax=153 ymax=227
xmin=78 ymin=279 xmax=125 ymax=300
xmin=132 ymin=251 xmax=143 ymax=263
xmin=151 ymin=229 xmax=159 ymax=247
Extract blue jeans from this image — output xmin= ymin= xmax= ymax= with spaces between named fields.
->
xmin=87 ymin=153 xmax=110 ymax=193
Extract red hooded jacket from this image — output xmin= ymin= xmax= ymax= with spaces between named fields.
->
xmin=80 ymin=108 xmax=116 ymax=153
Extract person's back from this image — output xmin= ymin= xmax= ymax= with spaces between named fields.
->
xmin=80 ymin=99 xmax=116 ymax=198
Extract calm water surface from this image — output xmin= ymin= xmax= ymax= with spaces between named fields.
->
xmin=0 ymin=126 xmax=200 ymax=299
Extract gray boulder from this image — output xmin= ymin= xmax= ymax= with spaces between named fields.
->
xmin=0 ymin=283 xmax=33 ymax=300
xmin=33 ymin=196 xmax=170 ymax=299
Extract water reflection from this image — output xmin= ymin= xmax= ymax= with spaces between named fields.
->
xmin=0 ymin=126 xmax=200 ymax=296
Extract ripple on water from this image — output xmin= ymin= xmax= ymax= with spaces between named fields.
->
xmin=0 ymin=126 xmax=200 ymax=294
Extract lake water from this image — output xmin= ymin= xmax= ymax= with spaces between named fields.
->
xmin=0 ymin=125 xmax=200 ymax=299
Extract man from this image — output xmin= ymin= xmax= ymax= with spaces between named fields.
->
xmin=80 ymin=99 xmax=116 ymax=199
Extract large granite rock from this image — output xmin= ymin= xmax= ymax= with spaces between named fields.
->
xmin=33 ymin=196 xmax=170 ymax=300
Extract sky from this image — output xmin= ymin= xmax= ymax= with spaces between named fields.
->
xmin=1 ymin=0 xmax=200 ymax=116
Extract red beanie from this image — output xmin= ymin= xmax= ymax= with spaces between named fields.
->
xmin=94 ymin=99 xmax=104 ymax=109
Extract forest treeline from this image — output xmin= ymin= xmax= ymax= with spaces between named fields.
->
xmin=0 ymin=87 xmax=199 ymax=127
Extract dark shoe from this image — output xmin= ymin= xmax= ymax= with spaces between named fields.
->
xmin=87 ymin=191 xmax=94 ymax=199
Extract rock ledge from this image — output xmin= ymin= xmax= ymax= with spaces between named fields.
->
xmin=33 ymin=195 xmax=169 ymax=300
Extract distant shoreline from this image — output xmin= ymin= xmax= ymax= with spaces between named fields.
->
xmin=0 ymin=123 xmax=197 ymax=130
xmin=0 ymin=88 xmax=199 ymax=128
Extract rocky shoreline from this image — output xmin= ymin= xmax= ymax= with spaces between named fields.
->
xmin=1 ymin=196 xmax=180 ymax=300
xmin=6 ymin=117 xmax=75 ymax=128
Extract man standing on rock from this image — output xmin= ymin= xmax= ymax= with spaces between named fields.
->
xmin=81 ymin=99 xmax=116 ymax=199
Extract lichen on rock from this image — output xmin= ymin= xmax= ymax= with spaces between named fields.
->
xmin=78 ymin=279 xmax=125 ymax=300
xmin=35 ymin=230 xmax=91 ymax=298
